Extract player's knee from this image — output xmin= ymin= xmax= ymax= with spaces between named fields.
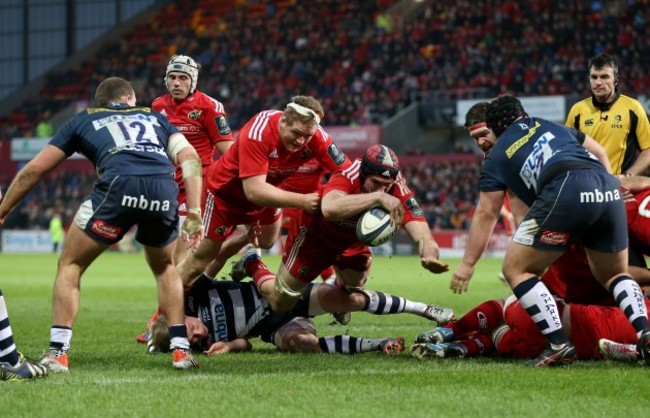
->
xmin=347 ymin=291 xmax=368 ymax=310
xmin=257 ymin=237 xmax=276 ymax=250
xmin=285 ymin=333 xmax=319 ymax=353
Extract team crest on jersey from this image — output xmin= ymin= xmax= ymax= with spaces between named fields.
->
xmin=585 ymin=119 xmax=594 ymax=127
xmin=215 ymin=226 xmax=228 ymax=236
xmin=300 ymin=148 xmax=313 ymax=160
xmin=216 ymin=115 xmax=231 ymax=135
xmin=188 ymin=110 xmax=202 ymax=120
xmin=299 ymin=266 xmax=311 ymax=277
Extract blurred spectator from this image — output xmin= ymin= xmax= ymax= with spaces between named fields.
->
xmin=49 ymin=207 xmax=64 ymax=253
xmin=36 ymin=111 xmax=54 ymax=138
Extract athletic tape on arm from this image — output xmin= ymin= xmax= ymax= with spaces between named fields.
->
xmin=167 ymin=134 xmax=192 ymax=163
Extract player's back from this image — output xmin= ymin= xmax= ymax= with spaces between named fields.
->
xmin=51 ymin=104 xmax=176 ymax=182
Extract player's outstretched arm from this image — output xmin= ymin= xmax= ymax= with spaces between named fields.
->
xmin=403 ymin=220 xmax=449 ymax=274
xmin=204 ymin=338 xmax=252 ymax=355
xmin=0 ymin=145 xmax=66 ymax=226
xmin=450 ymin=190 xmax=504 ymax=293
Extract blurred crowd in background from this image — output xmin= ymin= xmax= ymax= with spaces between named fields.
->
xmin=1 ymin=0 xmax=647 ymax=233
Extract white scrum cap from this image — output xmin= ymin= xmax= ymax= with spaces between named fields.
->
xmin=166 ymin=55 xmax=199 ymax=93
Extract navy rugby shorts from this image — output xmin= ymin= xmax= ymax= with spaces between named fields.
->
xmin=513 ymin=169 xmax=626 ymax=252
xmin=73 ymin=174 xmax=179 ymax=247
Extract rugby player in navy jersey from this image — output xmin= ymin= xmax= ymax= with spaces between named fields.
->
xmin=450 ymin=94 xmax=650 ymax=367
xmin=0 ymin=77 xmax=204 ymax=372
xmin=148 ymin=273 xmax=453 ymax=356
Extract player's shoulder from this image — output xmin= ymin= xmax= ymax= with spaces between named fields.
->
xmin=151 ymin=94 xmax=168 ymax=107
xmin=193 ymin=90 xmax=226 ymax=112
xmin=338 ymin=158 xmax=361 ymax=182
xmin=243 ymin=110 xmax=282 ymax=140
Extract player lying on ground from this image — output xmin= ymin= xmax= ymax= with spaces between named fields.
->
xmin=411 ymin=293 xmax=650 ymax=362
xmin=148 ymin=274 xmax=453 ymax=356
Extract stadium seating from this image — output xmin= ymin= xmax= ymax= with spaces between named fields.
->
xmin=2 ymin=0 xmax=647 ymax=139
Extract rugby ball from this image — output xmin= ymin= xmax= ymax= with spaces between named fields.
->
xmin=356 ymin=206 xmax=397 ymax=246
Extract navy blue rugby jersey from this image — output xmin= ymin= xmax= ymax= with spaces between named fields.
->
xmin=480 ymin=117 xmax=605 ymax=206
xmin=49 ymin=103 xmax=179 ymax=181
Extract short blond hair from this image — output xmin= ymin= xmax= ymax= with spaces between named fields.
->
xmin=284 ymin=95 xmax=324 ymax=126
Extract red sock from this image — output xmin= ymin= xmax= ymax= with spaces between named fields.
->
xmin=451 ymin=299 xmax=503 ymax=335
xmin=320 ymin=266 xmax=335 ymax=282
xmin=249 ymin=258 xmax=275 ymax=289
xmin=459 ymin=331 xmax=494 ymax=356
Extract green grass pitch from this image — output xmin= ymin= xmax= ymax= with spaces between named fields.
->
xmin=1 ymin=252 xmax=648 ymax=417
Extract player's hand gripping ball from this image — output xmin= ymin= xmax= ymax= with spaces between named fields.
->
xmin=356 ymin=206 xmax=397 ymax=246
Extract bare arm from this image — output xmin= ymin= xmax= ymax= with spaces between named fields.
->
xmin=582 ymin=134 xmax=612 ymax=174
xmin=170 ymin=133 xmax=204 ymax=248
xmin=623 ymin=148 xmax=650 ymax=178
xmin=204 ymin=338 xmax=252 ymax=355
xmin=0 ymin=145 xmax=66 ymax=225
xmin=321 ymin=189 xmax=403 ymax=225
xmin=243 ymin=174 xmax=320 ymax=213
xmin=215 ymin=140 xmax=233 ymax=156
xmin=450 ymin=190 xmax=505 ymax=293
xmin=403 ymin=220 xmax=449 ymax=274
xmin=620 ymin=175 xmax=650 ymax=192
xmin=507 ymin=191 xmax=528 ymax=226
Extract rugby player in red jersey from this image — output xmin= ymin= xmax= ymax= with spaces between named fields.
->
xmin=152 ymin=55 xmax=234 ymax=264
xmin=176 ymin=96 xmax=351 ymax=293
xmin=229 ymin=144 xmax=451 ymax=314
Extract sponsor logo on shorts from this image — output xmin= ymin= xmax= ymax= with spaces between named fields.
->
xmin=121 ymin=194 xmax=171 ymax=211
xmin=579 ymin=188 xmax=621 ymax=203
xmin=215 ymin=226 xmax=228 ymax=236
xmin=90 ymin=220 xmax=122 ymax=240
xmin=539 ymin=230 xmax=569 ymax=246
xmin=299 ymin=266 xmax=310 ymax=278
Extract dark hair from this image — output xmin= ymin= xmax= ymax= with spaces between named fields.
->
xmin=360 ymin=145 xmax=399 ymax=181
xmin=588 ymin=53 xmax=618 ymax=79
xmin=464 ymin=102 xmax=490 ymax=128
xmin=94 ymin=77 xmax=134 ymax=106
xmin=485 ymin=95 xmax=527 ymax=137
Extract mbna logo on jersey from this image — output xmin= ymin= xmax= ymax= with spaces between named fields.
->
xmin=188 ymin=110 xmax=202 ymax=120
